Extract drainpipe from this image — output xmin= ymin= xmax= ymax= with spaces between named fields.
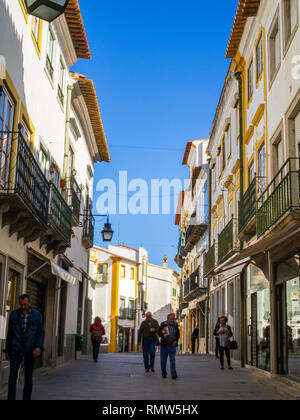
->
xmin=206 ymin=159 xmax=212 ymax=354
xmin=63 ymin=84 xmax=73 ymax=179
xmin=235 ymin=72 xmax=246 ymax=367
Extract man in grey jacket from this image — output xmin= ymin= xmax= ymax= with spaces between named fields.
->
xmin=138 ymin=312 xmax=159 ymax=372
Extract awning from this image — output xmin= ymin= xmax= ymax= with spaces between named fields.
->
xmin=51 ymin=262 xmax=77 ymax=286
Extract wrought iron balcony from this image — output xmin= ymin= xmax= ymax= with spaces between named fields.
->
xmin=82 ymin=212 xmax=95 ymax=249
xmin=218 ymin=218 xmax=236 ymax=263
xmin=119 ymin=308 xmax=136 ymax=320
xmin=239 ymin=176 xmax=257 ymax=234
xmin=0 ymin=130 xmax=50 ymax=244
xmin=67 ymin=176 xmax=81 ymax=225
xmin=49 ymin=182 xmax=72 ymax=244
xmin=185 ymin=222 xmax=208 ymax=252
xmin=204 ymin=243 xmax=215 ymax=277
xmin=183 ymin=266 xmax=208 ymax=302
xmin=257 ymin=158 xmax=300 ymax=238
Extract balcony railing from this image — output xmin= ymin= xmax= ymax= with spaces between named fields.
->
xmin=204 ymin=243 xmax=215 ymax=277
xmin=49 ymin=182 xmax=72 ymax=244
xmin=218 ymin=218 xmax=235 ymax=263
xmin=183 ymin=278 xmax=190 ymax=297
xmin=257 ymin=158 xmax=300 ymax=238
xmin=239 ymin=176 xmax=257 ymax=233
xmin=0 ymin=131 xmax=50 ymax=226
xmin=119 ymin=308 xmax=136 ymax=320
xmin=67 ymin=176 xmax=81 ymax=224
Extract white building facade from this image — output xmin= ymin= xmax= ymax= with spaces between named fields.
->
xmin=0 ymin=0 xmax=110 ymax=388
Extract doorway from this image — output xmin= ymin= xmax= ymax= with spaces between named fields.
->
xmin=246 ymin=264 xmax=271 ymax=371
xmin=276 ymin=254 xmax=300 ymax=378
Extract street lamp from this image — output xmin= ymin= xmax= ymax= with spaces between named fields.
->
xmin=101 ymin=219 xmax=114 ymax=242
xmin=24 ymin=0 xmax=70 ymax=22
xmin=80 ymin=212 xmax=114 ymax=243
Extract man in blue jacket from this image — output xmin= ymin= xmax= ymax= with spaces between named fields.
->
xmin=4 ymin=294 xmax=45 ymax=400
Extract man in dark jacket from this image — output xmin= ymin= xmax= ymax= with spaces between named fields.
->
xmin=138 ymin=312 xmax=159 ymax=372
xmin=4 ymin=294 xmax=45 ymax=400
xmin=158 ymin=313 xmax=180 ymax=379
xmin=191 ymin=326 xmax=199 ymax=354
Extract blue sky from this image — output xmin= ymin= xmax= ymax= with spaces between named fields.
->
xmin=73 ymin=0 xmax=239 ymax=270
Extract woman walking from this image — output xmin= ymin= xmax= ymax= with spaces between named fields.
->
xmin=216 ymin=316 xmax=233 ymax=370
xmin=89 ymin=317 xmax=105 ymax=363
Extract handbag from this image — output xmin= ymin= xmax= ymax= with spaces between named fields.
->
xmin=229 ymin=339 xmax=238 ymax=350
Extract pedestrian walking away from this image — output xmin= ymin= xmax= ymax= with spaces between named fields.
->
xmin=138 ymin=312 xmax=159 ymax=372
xmin=216 ymin=316 xmax=233 ymax=370
xmin=4 ymin=294 xmax=45 ymax=401
xmin=191 ymin=326 xmax=199 ymax=354
xmin=89 ymin=317 xmax=106 ymax=363
xmin=213 ymin=318 xmax=221 ymax=358
xmin=158 ymin=313 xmax=180 ymax=380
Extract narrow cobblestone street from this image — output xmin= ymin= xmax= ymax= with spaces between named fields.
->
xmin=0 ymin=353 xmax=280 ymax=400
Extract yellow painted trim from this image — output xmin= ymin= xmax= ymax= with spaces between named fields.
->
xmin=231 ymin=160 xmax=240 ymax=176
xmin=120 ymin=264 xmax=126 ymax=278
xmin=108 ymin=259 xmax=120 ymax=353
xmin=252 ymin=103 xmax=265 ymax=127
xmin=20 ymin=103 xmax=35 ymax=153
xmin=31 ymin=18 xmax=43 ymax=60
xmin=224 ymin=174 xmax=233 ymax=189
xmin=216 ymin=194 xmax=223 ymax=206
xmin=255 ymin=29 xmax=264 ymax=88
xmin=18 ymin=0 xmax=28 ymax=22
xmin=245 ymin=124 xmax=254 ymax=145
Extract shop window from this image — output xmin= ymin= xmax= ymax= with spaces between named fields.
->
xmin=246 ymin=264 xmax=271 ymax=372
xmin=3 ymin=270 xmax=20 ymax=353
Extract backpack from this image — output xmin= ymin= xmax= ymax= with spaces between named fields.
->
xmin=92 ymin=324 xmax=102 ymax=341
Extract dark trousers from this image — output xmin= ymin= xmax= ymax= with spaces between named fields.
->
xmin=92 ymin=340 xmax=101 ymax=361
xmin=142 ymin=339 xmax=156 ymax=369
xmin=191 ymin=337 xmax=197 ymax=354
xmin=8 ymin=354 xmax=35 ymax=401
xmin=160 ymin=345 xmax=177 ymax=377
xmin=219 ymin=346 xmax=231 ymax=367
xmin=215 ymin=338 xmax=220 ymax=357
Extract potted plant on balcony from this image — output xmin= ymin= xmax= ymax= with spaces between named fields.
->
xmin=60 ymin=178 xmax=67 ymax=189
xmin=50 ymin=161 xmax=59 ymax=173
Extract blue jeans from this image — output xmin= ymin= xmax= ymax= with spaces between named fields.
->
xmin=92 ymin=340 xmax=101 ymax=361
xmin=160 ymin=345 xmax=177 ymax=377
xmin=8 ymin=354 xmax=35 ymax=400
xmin=142 ymin=339 xmax=156 ymax=369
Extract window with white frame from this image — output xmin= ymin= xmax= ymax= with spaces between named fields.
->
xmin=46 ymin=27 xmax=55 ymax=80
xmin=20 ymin=120 xmax=31 ymax=149
xmin=39 ymin=144 xmax=49 ymax=177
xmin=248 ymin=59 xmax=254 ymax=101
xmin=268 ymin=11 xmax=280 ymax=83
xmin=256 ymin=34 xmax=263 ymax=81
xmin=58 ymin=57 xmax=65 ymax=105
xmin=283 ymin=0 xmax=298 ymax=49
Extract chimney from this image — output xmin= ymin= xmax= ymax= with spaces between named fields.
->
xmin=163 ymin=256 xmax=168 ymax=268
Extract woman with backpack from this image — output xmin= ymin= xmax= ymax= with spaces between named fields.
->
xmin=89 ymin=317 xmax=106 ymax=363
